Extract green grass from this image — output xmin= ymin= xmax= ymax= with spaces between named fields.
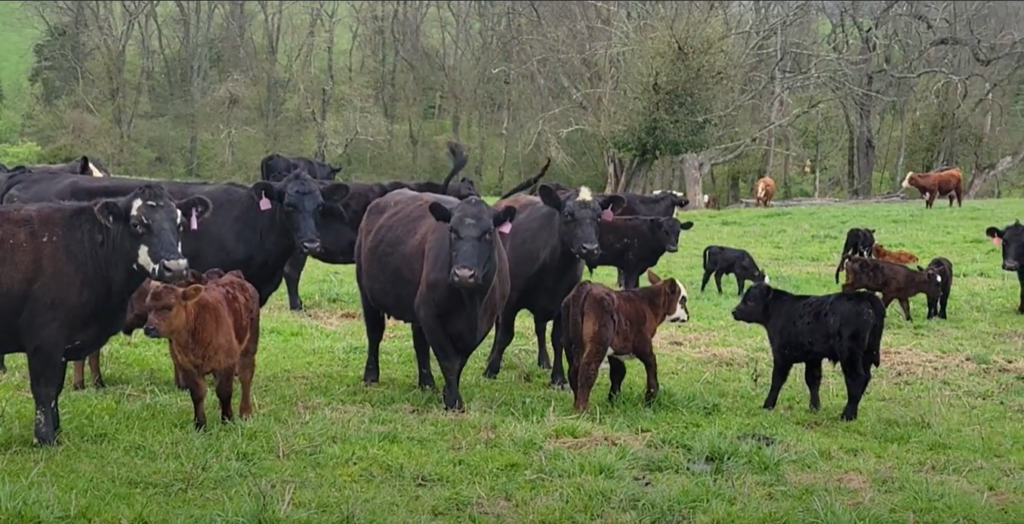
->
xmin=0 ymin=3 xmax=38 ymax=134
xmin=1 ymin=198 xmax=1023 ymax=523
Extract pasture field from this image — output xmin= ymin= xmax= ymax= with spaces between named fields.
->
xmin=1 ymin=197 xmax=1022 ymax=523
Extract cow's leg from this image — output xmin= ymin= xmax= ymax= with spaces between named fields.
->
xmin=421 ymin=323 xmax=466 ymax=411
xmin=237 ymin=353 xmax=255 ymax=419
xmin=607 ymin=356 xmax=626 ymax=402
xmin=72 ymin=359 xmax=86 ymax=390
xmin=360 ymin=292 xmax=386 ymax=385
xmin=939 ymin=289 xmax=950 ymax=319
xmin=534 ymin=317 xmax=551 ymax=370
xmin=0 ymin=354 xmax=6 ymax=373
xmin=616 ymin=268 xmax=626 ymax=289
xmin=948 ymin=193 xmax=955 ymax=207
xmin=482 ymin=308 xmax=519 ymax=379
xmin=283 ymin=252 xmax=309 ymax=311
xmin=736 ymin=276 xmax=745 ymax=296
xmin=955 ymin=187 xmax=963 ymax=207
xmin=762 ymin=358 xmax=793 ymax=410
xmin=87 ymin=350 xmax=105 ymax=388
xmin=550 ymin=314 xmax=568 ymax=387
xmin=839 ymin=355 xmax=868 ymax=421
xmin=880 ymin=294 xmax=895 ymax=310
xmin=927 ymin=294 xmax=938 ymax=319
xmin=926 ymin=192 xmax=937 ymax=209
xmin=26 ymin=348 xmax=64 ymax=445
xmin=897 ymin=298 xmax=912 ymax=321
xmin=635 ymin=343 xmax=659 ymax=406
xmin=572 ymin=344 xmax=603 ymax=412
xmin=411 ymin=324 xmax=435 ymax=389
xmin=624 ymin=269 xmax=641 ymax=290
xmin=700 ymin=270 xmax=713 ymax=292
xmin=804 ymin=360 xmax=823 ymax=411
xmin=713 ymin=271 xmax=725 ymax=293
xmin=183 ymin=372 xmax=208 ymax=430
xmin=215 ymin=368 xmax=235 ymax=423
xmin=1017 ymin=270 xmax=1024 ymax=314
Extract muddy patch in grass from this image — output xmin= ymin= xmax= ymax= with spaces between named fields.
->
xmin=547 ymin=431 xmax=651 ymax=451
xmin=883 ymin=346 xmax=1023 ymax=380
xmin=787 ymin=469 xmax=872 ymax=505
xmin=302 ymin=309 xmax=361 ymax=329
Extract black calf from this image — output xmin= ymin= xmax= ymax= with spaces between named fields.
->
xmin=701 ymin=245 xmax=769 ymax=295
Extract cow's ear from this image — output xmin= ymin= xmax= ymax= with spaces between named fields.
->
xmin=78 ymin=156 xmax=91 ymax=175
xmin=647 ymin=269 xmax=662 ymax=285
xmin=538 ymin=184 xmax=563 ymax=212
xmin=180 ymin=284 xmax=204 ymax=304
xmin=917 ymin=265 xmax=925 ymax=272
xmin=679 ymin=220 xmax=695 ymax=231
xmin=493 ymin=206 xmax=517 ymax=228
xmin=251 ymin=181 xmax=282 ymax=203
xmin=428 ymin=202 xmax=452 ymax=223
xmin=328 ymin=165 xmax=343 ymax=179
xmin=176 ymin=196 xmax=213 ymax=223
xmin=320 ymin=182 xmax=350 ymax=203
xmin=986 ymin=227 xmax=1004 ymax=239
xmin=600 ymin=194 xmax=626 ymax=214
xmin=94 ymin=200 xmax=125 ymax=228
xmin=868 ymin=229 xmax=875 ymax=234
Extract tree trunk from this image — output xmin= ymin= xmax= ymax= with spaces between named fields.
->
xmin=681 ymin=152 xmax=711 ymax=210
xmin=814 ymin=107 xmax=822 ymax=198
xmin=966 ymin=151 xmax=1024 ymax=199
xmin=892 ymin=99 xmax=906 ymax=192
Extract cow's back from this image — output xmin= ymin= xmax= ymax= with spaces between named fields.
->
xmin=208 ymin=275 xmax=260 ymax=349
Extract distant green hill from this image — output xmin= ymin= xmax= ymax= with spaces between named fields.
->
xmin=0 ymin=2 xmax=41 ymax=139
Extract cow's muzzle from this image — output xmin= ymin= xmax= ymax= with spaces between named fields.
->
xmin=665 ymin=244 xmax=679 ymax=253
xmin=153 ymin=259 xmax=189 ymax=282
xmin=450 ymin=266 xmax=479 ymax=288
xmin=143 ymin=325 xmax=161 ymax=339
xmin=301 ymin=239 xmax=322 ymax=254
xmin=1003 ymin=259 xmax=1020 ymax=271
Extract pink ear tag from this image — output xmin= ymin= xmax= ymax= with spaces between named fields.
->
xmin=993 ymin=237 xmax=1002 ymax=246
xmin=189 ymin=209 xmax=198 ymax=231
xmin=600 ymin=208 xmax=614 ymax=222
xmin=497 ymin=221 xmax=512 ymax=234
xmin=259 ymin=192 xmax=272 ymax=211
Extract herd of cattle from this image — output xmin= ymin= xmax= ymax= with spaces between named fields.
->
xmin=0 ymin=147 xmax=1015 ymax=447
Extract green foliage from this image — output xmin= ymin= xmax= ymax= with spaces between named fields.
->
xmin=0 ymin=140 xmax=43 ymax=165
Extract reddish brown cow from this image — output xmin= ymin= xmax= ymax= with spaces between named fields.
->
xmin=871 ymin=243 xmax=919 ymax=265
xmin=901 ymin=167 xmax=963 ymax=209
xmin=703 ymin=194 xmax=717 ymax=210
xmin=561 ymin=270 xmax=689 ymax=412
xmin=754 ymin=176 xmax=776 ymax=207
xmin=142 ymin=270 xmax=260 ymax=429
xmin=841 ymin=256 xmax=942 ymax=321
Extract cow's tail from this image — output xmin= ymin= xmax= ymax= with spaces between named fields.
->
xmin=702 ymin=245 xmax=712 ymax=270
xmin=499 ymin=157 xmax=552 ymax=200
xmin=866 ymin=295 xmax=886 ymax=368
xmin=440 ymin=141 xmax=469 ymax=196
xmin=834 ymin=252 xmax=849 ymax=284
xmin=259 ymin=154 xmax=280 ymax=181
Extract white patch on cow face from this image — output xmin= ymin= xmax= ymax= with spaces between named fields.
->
xmin=130 ymin=198 xmax=143 ymax=217
xmin=577 ymin=186 xmax=593 ymax=202
xmin=665 ymin=280 xmax=689 ymax=322
xmin=902 ymin=171 xmax=914 ymax=188
xmin=176 ymin=208 xmax=183 ymax=226
xmin=88 ymin=162 xmax=104 ymax=177
xmin=136 ymin=244 xmax=155 ymax=274
xmin=703 ymin=194 xmax=710 ymax=204
xmin=935 ymin=275 xmax=942 ymax=283
xmin=763 ymin=274 xmax=770 ymax=284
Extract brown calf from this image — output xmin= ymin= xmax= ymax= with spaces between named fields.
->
xmin=703 ymin=194 xmax=717 ymax=210
xmin=142 ymin=270 xmax=260 ymax=429
xmin=754 ymin=176 xmax=776 ymax=207
xmin=841 ymin=256 xmax=942 ymax=321
xmin=871 ymin=243 xmax=919 ymax=265
xmin=561 ymin=270 xmax=689 ymax=412
xmin=902 ymin=167 xmax=963 ymax=209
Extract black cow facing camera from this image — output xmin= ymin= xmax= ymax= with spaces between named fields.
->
xmin=701 ymin=245 xmax=769 ymax=295
xmin=986 ymin=221 xmax=1024 ymax=313
xmin=731 ymin=284 xmax=885 ymax=421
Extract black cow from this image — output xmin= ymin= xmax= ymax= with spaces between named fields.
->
xmin=585 ymin=216 xmax=694 ymax=289
xmin=731 ymin=284 xmax=885 ymax=421
xmin=834 ymin=227 xmax=876 ymax=284
xmin=480 ymin=185 xmax=627 ymax=386
xmin=985 ymin=220 xmax=1024 ymax=313
xmin=261 ymin=153 xmax=342 ymax=181
xmin=278 ymin=142 xmax=486 ymax=311
xmin=701 ymin=245 xmax=770 ymax=295
xmin=355 ymin=189 xmax=517 ymax=410
xmin=0 ymin=170 xmax=351 ymax=385
xmin=925 ymin=257 xmax=953 ymax=319
xmin=0 ymin=185 xmax=210 ymax=444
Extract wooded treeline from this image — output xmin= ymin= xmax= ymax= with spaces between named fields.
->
xmin=5 ymin=1 xmax=1024 ymax=206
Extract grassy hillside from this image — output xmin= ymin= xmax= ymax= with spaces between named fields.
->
xmin=0 ymin=3 xmax=38 ymax=137
xmin=0 ymin=197 xmax=1021 ymax=522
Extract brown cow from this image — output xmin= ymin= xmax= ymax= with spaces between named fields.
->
xmin=561 ymin=270 xmax=689 ymax=412
xmin=841 ymin=256 xmax=943 ymax=321
xmin=871 ymin=243 xmax=919 ymax=265
xmin=901 ymin=167 xmax=963 ymax=209
xmin=141 ymin=270 xmax=260 ymax=429
xmin=703 ymin=194 xmax=717 ymax=210
xmin=754 ymin=176 xmax=776 ymax=207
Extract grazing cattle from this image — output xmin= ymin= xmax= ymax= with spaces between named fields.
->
xmin=278 ymin=142 xmax=484 ymax=311
xmin=480 ymin=185 xmax=626 ymax=386
xmin=260 ymin=153 xmax=343 ymax=181
xmin=925 ymin=257 xmax=953 ymax=319
xmin=585 ymin=216 xmax=694 ymax=289
xmin=142 ymin=270 xmax=260 ymax=429
xmin=754 ymin=176 xmax=776 ymax=207
xmin=834 ymin=228 xmax=876 ymax=284
xmin=902 ymin=166 xmax=963 ymax=208
xmin=0 ymin=169 xmax=351 ymax=384
xmin=355 ymin=189 xmax=518 ymax=410
xmin=0 ymin=185 xmax=209 ymax=445
xmin=841 ymin=257 xmax=943 ymax=321
xmin=731 ymin=284 xmax=885 ymax=421
xmin=985 ymin=220 xmax=1024 ymax=313
xmin=871 ymin=243 xmax=919 ymax=265
xmin=562 ymin=270 xmax=689 ymax=412
xmin=701 ymin=245 xmax=770 ymax=295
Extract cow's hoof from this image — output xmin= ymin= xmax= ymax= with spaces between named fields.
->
xmin=92 ymin=379 xmax=106 ymax=389
xmin=72 ymin=382 xmax=86 ymax=391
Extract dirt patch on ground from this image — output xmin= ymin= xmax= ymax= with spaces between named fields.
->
xmin=883 ymin=346 xmax=1024 ymax=379
xmin=654 ymin=330 xmax=751 ymax=363
xmin=302 ymin=309 xmax=361 ymax=329
xmin=787 ymin=470 xmax=872 ymax=505
xmin=473 ymin=497 xmax=513 ymax=517
xmin=547 ymin=430 xmax=651 ymax=451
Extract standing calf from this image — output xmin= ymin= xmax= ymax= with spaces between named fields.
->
xmin=562 ymin=270 xmax=689 ymax=412
xmin=925 ymin=257 xmax=953 ymax=319
xmin=834 ymin=227 xmax=875 ymax=284
xmin=754 ymin=176 xmax=776 ymax=207
xmin=142 ymin=270 xmax=260 ymax=429
xmin=841 ymin=257 xmax=942 ymax=321
xmin=985 ymin=221 xmax=1024 ymax=313
xmin=731 ymin=284 xmax=885 ymax=421
xmin=701 ymin=245 xmax=770 ymax=295
xmin=871 ymin=243 xmax=919 ymax=265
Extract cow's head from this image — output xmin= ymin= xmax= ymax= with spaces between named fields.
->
xmin=251 ymin=171 xmax=351 ymax=255
xmin=93 ymin=184 xmax=211 ymax=282
xmin=740 ymin=255 xmax=770 ymax=285
xmin=647 ymin=269 xmax=688 ymax=323
xmin=986 ymin=220 xmax=1024 ymax=271
xmin=449 ymin=176 xmax=479 ymax=200
xmin=429 ymin=196 xmax=517 ymax=289
xmin=649 ymin=217 xmax=693 ymax=253
xmin=918 ymin=265 xmax=945 ymax=293
xmin=539 ymin=184 xmax=625 ymax=262
xmin=77 ymin=156 xmax=108 ymax=177
xmin=731 ymin=283 xmax=773 ymax=325
xmin=664 ymin=190 xmax=689 ymax=210
xmin=325 ymin=164 xmax=343 ymax=180
xmin=901 ymin=171 xmax=921 ymax=190
xmin=857 ymin=228 xmax=876 ymax=257
xmin=141 ymin=283 xmax=205 ymax=339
